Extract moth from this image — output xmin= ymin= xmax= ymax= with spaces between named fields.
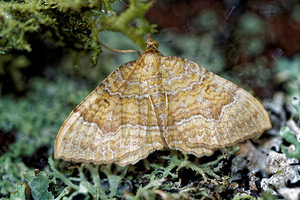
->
xmin=55 ymin=35 xmax=271 ymax=166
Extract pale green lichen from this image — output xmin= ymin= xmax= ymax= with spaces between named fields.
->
xmin=276 ymin=55 xmax=300 ymax=160
xmin=0 ymin=154 xmax=29 ymax=197
xmin=275 ymin=55 xmax=300 ymax=100
xmin=280 ymin=126 xmax=300 ymax=159
xmin=0 ymin=75 xmax=90 ymax=196
xmin=8 ymin=184 xmax=27 ymax=200
xmin=232 ymin=193 xmax=262 ymax=200
xmin=24 ymin=171 xmax=54 ymax=200
xmin=43 ymin=148 xmax=237 ymax=199
xmin=280 ymin=97 xmax=300 ymax=160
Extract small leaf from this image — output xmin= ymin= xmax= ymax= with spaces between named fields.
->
xmin=24 ymin=171 xmax=54 ymax=200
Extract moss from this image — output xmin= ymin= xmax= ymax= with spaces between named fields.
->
xmin=0 ymin=0 xmax=155 ymax=94
xmin=0 ymin=0 xmax=155 ymax=68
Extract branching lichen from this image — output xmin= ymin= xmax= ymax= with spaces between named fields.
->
xmin=280 ymin=97 xmax=300 ymax=160
xmin=0 ymin=154 xmax=29 ymax=197
xmin=275 ymin=55 xmax=300 ymax=160
xmin=40 ymin=148 xmax=238 ymax=199
xmin=280 ymin=126 xmax=300 ymax=159
xmin=0 ymin=75 xmax=90 ymax=196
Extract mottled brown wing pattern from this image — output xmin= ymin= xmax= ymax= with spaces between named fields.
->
xmin=55 ymin=61 xmax=165 ymax=166
xmin=161 ymin=57 xmax=271 ymax=156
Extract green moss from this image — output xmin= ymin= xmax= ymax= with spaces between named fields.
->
xmin=0 ymin=0 xmax=155 ymax=94
xmin=0 ymin=0 xmax=156 ymax=63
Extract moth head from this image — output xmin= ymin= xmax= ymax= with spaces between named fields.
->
xmin=146 ymin=34 xmax=159 ymax=50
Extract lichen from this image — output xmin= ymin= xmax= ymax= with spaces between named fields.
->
xmin=24 ymin=171 xmax=54 ymax=200
xmin=280 ymin=97 xmax=300 ymax=160
xmin=0 ymin=75 xmax=90 ymax=196
xmin=260 ymin=54 xmax=300 ymax=199
xmin=280 ymin=126 xmax=300 ymax=160
xmin=38 ymin=148 xmax=238 ymax=199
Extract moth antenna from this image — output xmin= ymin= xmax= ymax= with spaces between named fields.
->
xmin=99 ymin=41 xmax=140 ymax=56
